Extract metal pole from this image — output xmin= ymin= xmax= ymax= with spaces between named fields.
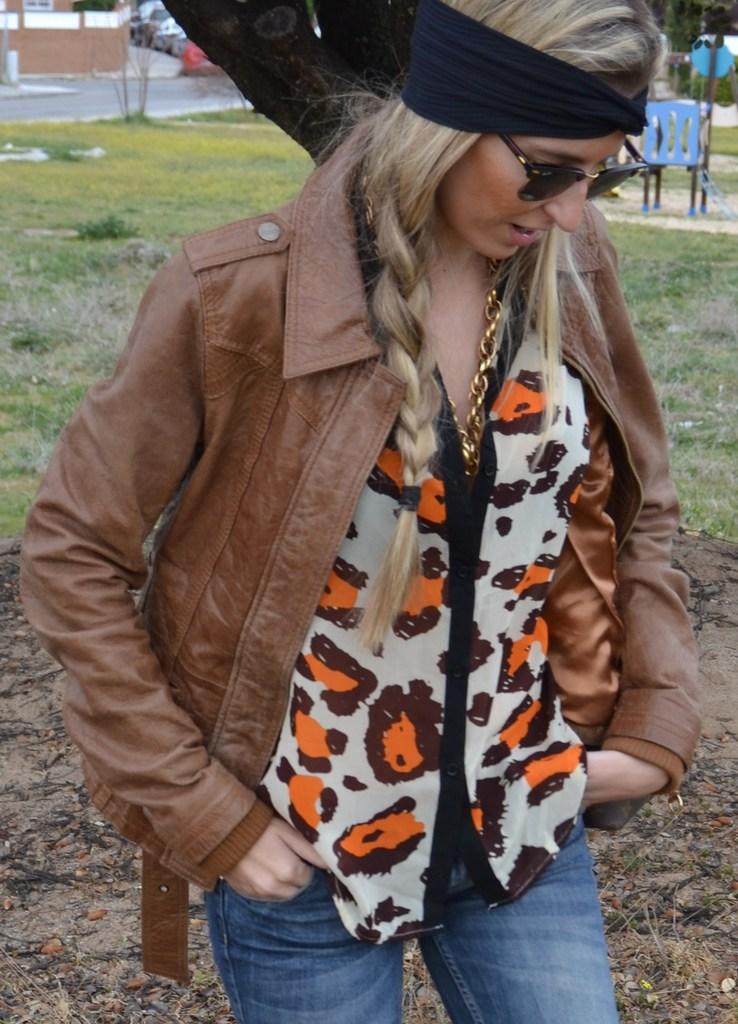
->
xmin=700 ymin=36 xmax=718 ymax=215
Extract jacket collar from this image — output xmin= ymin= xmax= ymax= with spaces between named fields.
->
xmin=281 ymin=141 xmax=604 ymax=379
xmin=282 ymin=147 xmax=381 ymax=380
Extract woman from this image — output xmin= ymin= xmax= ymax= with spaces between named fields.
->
xmin=21 ymin=0 xmax=700 ymax=1021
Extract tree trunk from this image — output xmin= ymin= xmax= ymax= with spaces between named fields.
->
xmin=317 ymin=1 xmax=418 ymax=86
xmin=161 ymin=0 xmax=417 ymax=159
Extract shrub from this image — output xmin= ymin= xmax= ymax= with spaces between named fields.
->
xmin=714 ymin=61 xmax=738 ymax=106
xmin=9 ymin=325 xmax=59 ymax=352
xmin=75 ymin=215 xmax=137 ymax=241
xmin=72 ymin=1 xmax=116 ymax=11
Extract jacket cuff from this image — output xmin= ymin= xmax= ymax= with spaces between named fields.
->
xmin=601 ymin=736 xmax=685 ymax=794
xmin=199 ymin=799 xmax=274 ymax=880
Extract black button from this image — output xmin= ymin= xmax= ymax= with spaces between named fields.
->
xmin=455 ymin=566 xmax=471 ymax=580
xmin=483 ymin=464 xmax=495 ymax=478
xmin=450 ymin=667 xmax=465 ymax=681
xmin=445 ymin=762 xmax=460 ymax=777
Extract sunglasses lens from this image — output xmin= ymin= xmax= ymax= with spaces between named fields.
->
xmin=519 ymin=171 xmax=582 ymax=202
xmin=587 ymin=165 xmax=643 ymax=198
xmin=517 ymin=154 xmax=646 ymax=203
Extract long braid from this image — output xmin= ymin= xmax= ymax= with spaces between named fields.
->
xmin=358 ymin=163 xmax=442 ymax=652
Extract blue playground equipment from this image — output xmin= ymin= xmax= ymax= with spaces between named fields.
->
xmin=641 ymin=100 xmax=704 ymax=217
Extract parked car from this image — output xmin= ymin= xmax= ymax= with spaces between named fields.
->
xmin=180 ymin=41 xmax=223 ymax=75
xmin=153 ymin=16 xmax=187 ymax=56
xmin=130 ymin=2 xmax=171 ymax=47
xmin=135 ymin=0 xmax=163 ymax=17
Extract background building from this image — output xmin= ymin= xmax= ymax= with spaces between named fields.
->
xmin=0 ymin=0 xmax=129 ymax=76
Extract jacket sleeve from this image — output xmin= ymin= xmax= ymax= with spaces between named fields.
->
xmin=20 ymin=251 xmax=272 ymax=883
xmin=588 ymin=210 xmax=701 ymax=779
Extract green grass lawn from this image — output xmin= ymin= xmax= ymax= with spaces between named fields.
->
xmin=712 ymin=126 xmax=738 ymax=158
xmin=0 ymin=115 xmax=736 ymax=538
xmin=0 ymin=116 xmax=312 ymax=535
xmin=607 ymin=223 xmax=737 ymax=540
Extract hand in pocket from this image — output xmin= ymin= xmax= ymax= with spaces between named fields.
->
xmin=223 ymin=817 xmax=329 ymax=901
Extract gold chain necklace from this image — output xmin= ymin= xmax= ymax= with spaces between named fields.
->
xmin=362 ymin=183 xmax=502 ymax=478
xmin=449 ymin=261 xmax=503 ymax=478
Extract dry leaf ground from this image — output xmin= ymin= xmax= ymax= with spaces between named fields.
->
xmin=1 ymin=532 xmax=736 ymax=1024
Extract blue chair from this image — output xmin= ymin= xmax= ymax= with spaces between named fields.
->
xmin=641 ymin=101 xmax=704 ymax=217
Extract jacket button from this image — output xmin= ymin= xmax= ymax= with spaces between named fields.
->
xmin=158 ymin=884 xmax=169 ymax=894
xmin=257 ymin=221 xmax=281 ymax=242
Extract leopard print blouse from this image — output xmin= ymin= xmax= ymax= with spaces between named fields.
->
xmin=259 ymin=330 xmax=591 ymax=943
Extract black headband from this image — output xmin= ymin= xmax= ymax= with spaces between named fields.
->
xmin=401 ymin=0 xmax=648 ymax=138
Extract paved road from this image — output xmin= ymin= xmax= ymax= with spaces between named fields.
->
xmin=0 ymin=76 xmax=245 ymax=123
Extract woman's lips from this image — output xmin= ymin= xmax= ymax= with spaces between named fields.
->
xmin=509 ymin=223 xmax=545 ymax=247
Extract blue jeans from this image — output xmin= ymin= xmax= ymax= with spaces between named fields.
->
xmin=204 ymin=816 xmax=619 ymax=1024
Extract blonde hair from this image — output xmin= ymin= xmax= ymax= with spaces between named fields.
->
xmin=347 ymin=0 xmax=663 ymax=651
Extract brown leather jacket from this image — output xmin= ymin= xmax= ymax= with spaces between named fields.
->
xmin=20 ymin=152 xmax=700 ymax=981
